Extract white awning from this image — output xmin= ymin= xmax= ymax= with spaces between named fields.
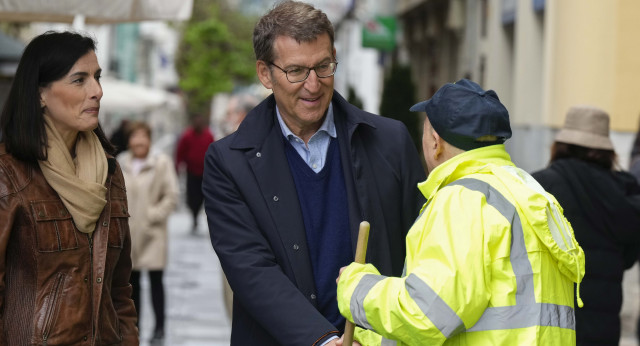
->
xmin=99 ymin=76 xmax=178 ymax=113
xmin=0 ymin=0 xmax=192 ymax=23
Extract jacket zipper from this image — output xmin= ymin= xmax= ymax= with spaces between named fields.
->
xmin=87 ymin=233 xmax=95 ymax=344
xmin=42 ymin=272 xmax=65 ymax=345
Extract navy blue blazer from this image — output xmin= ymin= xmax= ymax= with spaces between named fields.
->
xmin=203 ymin=91 xmax=426 ymax=345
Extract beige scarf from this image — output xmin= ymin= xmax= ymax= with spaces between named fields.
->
xmin=38 ymin=115 xmax=108 ymax=233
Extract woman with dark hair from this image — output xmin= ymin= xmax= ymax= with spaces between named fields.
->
xmin=0 ymin=31 xmax=138 ymax=344
xmin=532 ymin=105 xmax=640 ymax=346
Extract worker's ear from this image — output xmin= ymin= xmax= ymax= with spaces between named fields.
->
xmin=256 ymin=60 xmax=273 ymax=90
xmin=432 ymin=130 xmax=444 ymax=160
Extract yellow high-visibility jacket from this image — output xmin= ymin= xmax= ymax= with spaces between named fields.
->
xmin=337 ymin=145 xmax=585 ymax=345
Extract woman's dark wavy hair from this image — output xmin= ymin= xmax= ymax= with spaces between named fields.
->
xmin=0 ymin=31 xmax=114 ymax=162
xmin=550 ymin=141 xmax=617 ymax=170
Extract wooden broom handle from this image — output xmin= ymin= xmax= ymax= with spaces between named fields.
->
xmin=342 ymin=221 xmax=370 ymax=346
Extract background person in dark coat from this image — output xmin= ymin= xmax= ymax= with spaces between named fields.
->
xmin=532 ymin=105 xmax=640 ymax=346
xmin=176 ymin=114 xmax=214 ymax=233
xmin=630 ymin=117 xmax=640 ymax=343
xmin=630 ymin=116 xmax=640 ymax=182
xmin=109 ymin=118 xmax=130 ymax=156
xmin=202 ymin=2 xmax=426 ymax=345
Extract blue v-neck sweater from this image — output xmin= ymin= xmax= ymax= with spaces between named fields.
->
xmin=284 ymin=138 xmax=352 ymax=330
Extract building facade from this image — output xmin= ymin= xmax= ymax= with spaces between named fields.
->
xmin=398 ymin=0 xmax=640 ymax=171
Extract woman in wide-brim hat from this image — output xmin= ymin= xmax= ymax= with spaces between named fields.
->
xmin=532 ymin=105 xmax=640 ymax=346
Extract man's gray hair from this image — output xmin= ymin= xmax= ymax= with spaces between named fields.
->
xmin=253 ymin=0 xmax=334 ymax=63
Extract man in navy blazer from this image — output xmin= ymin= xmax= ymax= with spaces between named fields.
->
xmin=202 ymin=1 xmax=426 ymax=345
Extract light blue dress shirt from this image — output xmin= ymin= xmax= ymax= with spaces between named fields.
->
xmin=276 ymin=104 xmax=337 ymax=173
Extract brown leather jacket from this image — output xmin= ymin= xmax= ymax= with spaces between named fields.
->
xmin=0 ymin=144 xmax=138 ymax=345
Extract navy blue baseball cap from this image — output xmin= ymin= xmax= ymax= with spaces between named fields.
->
xmin=410 ymin=79 xmax=512 ymax=151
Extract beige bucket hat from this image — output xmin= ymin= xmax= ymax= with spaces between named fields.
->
xmin=555 ymin=105 xmax=614 ymax=150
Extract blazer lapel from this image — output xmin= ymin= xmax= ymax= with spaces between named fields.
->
xmin=332 ymin=92 xmax=379 ymax=256
xmin=244 ymin=109 xmax=316 ymax=295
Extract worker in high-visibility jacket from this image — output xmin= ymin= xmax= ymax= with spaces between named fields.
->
xmin=336 ymin=79 xmax=585 ymax=346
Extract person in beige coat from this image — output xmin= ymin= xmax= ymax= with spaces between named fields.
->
xmin=118 ymin=121 xmax=179 ymax=343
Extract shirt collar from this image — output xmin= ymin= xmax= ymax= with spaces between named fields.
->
xmin=276 ymin=103 xmax=337 ymax=140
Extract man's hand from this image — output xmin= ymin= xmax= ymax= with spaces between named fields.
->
xmin=336 ymin=266 xmax=348 ymax=285
xmin=335 ymin=335 xmax=362 ymax=346
xmin=326 ymin=339 xmax=339 ymax=346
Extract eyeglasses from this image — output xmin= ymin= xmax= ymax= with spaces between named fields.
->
xmin=269 ymin=61 xmax=338 ymax=83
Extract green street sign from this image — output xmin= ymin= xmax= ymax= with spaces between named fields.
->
xmin=362 ymin=16 xmax=397 ymax=51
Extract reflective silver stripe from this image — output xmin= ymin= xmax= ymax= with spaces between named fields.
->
xmin=449 ymin=178 xmax=535 ymax=304
xmin=350 ymin=274 xmax=385 ymax=330
xmin=468 ymin=303 xmax=575 ymax=332
xmin=447 ymin=178 xmax=574 ymax=331
xmin=381 ymin=337 xmax=397 ymax=346
xmin=406 ymin=273 xmax=466 ymax=337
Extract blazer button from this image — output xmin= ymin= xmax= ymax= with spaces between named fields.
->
xmin=96 ymin=277 xmax=102 ymax=283
xmin=293 ymin=244 xmax=299 ymax=250
xmin=273 ymin=196 xmax=279 ymax=202
xmin=256 ymin=152 xmax=262 ymax=158
xmin=102 ymin=221 xmax=108 ymax=227
xmin=310 ymin=294 xmax=316 ymax=300
xmin=83 ymin=336 xmax=88 ymax=341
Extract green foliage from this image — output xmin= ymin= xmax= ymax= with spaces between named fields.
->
xmin=379 ymin=64 xmax=421 ymax=153
xmin=176 ymin=1 xmax=256 ymax=115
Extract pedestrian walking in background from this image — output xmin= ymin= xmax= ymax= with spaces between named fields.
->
xmin=175 ymin=114 xmax=214 ymax=233
xmin=109 ymin=118 xmax=130 ymax=156
xmin=222 ymin=92 xmax=259 ymax=137
xmin=202 ymin=1 xmax=426 ymax=345
xmin=118 ymin=121 xmax=179 ymax=343
xmin=0 ymin=31 xmax=138 ymax=345
xmin=532 ymin=106 xmax=640 ymax=345
xmin=337 ymin=79 xmax=585 ymax=345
